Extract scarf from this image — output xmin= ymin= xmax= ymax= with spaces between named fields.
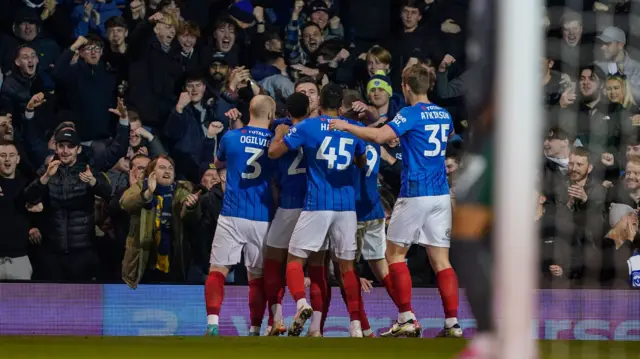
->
xmin=546 ymin=156 xmax=569 ymax=174
xmin=143 ymin=179 xmax=176 ymax=273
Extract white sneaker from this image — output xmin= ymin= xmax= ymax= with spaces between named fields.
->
xmin=349 ymin=320 xmax=363 ymax=337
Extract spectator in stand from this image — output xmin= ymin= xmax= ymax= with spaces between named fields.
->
xmin=22 ymin=94 xmax=129 ymax=173
xmin=286 ymin=0 xmax=328 ymax=66
xmin=305 ymin=0 xmax=344 ymax=40
xmin=165 ymin=73 xmax=227 ymax=183
xmin=71 ymin=0 xmax=122 ymax=38
xmin=606 ymin=155 xmax=640 ymax=209
xmin=364 ymin=70 xmax=405 ymax=125
xmin=595 ymin=26 xmax=640 ymax=103
xmin=0 ymin=140 xmax=33 ymax=280
xmin=128 ymin=11 xmax=183 ymax=132
xmin=251 ymin=45 xmax=294 ymax=106
xmin=24 ymin=127 xmax=112 ymax=281
xmin=556 ymin=65 xmax=612 ymax=155
xmin=107 ymin=113 xmax=165 ymax=197
xmin=0 ymin=45 xmax=46 ymax=123
xmin=604 ymin=74 xmax=640 ymax=138
xmin=383 ymin=0 xmax=448 ymax=93
xmin=104 ymin=16 xmax=130 ymax=86
xmin=547 ymin=11 xmax=593 ymax=78
xmin=200 ymin=17 xmax=241 ymax=68
xmin=177 ymin=20 xmax=201 ymax=73
xmin=120 ymin=154 xmax=201 ymax=287
xmin=53 ymin=35 xmax=117 ymax=143
xmin=189 ymin=163 xmax=224 ymax=283
xmin=0 ymin=110 xmax=34 ymax=178
xmin=105 ymin=152 xmax=150 ymax=271
xmin=542 ymin=127 xmax=571 ymax=198
xmin=594 ymin=203 xmax=637 ymax=288
xmin=205 ymin=59 xmax=229 ymax=98
xmin=0 ymin=8 xmax=60 ymax=92
xmin=537 ymin=190 xmax=571 ymax=288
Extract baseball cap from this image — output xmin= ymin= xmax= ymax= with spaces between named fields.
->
xmin=597 ymin=26 xmax=626 ymax=44
xmin=307 ymin=0 xmax=331 ymax=15
xmin=14 ymin=8 xmax=41 ymax=25
xmin=609 ymin=203 xmax=636 ymax=228
xmin=54 ymin=128 xmax=80 ymax=147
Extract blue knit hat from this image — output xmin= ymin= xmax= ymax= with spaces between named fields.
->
xmin=367 ymin=70 xmax=393 ymax=97
xmin=228 ymin=0 xmax=255 ymax=25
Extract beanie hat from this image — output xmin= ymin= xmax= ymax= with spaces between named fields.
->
xmin=228 ymin=1 xmax=255 ymax=25
xmin=609 ymin=203 xmax=636 ymax=228
xmin=367 ymin=70 xmax=393 ymax=97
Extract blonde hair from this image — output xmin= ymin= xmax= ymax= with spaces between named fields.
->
xmin=159 ymin=11 xmax=179 ymax=28
xmin=366 ymin=45 xmax=392 ymax=66
xmin=606 ymin=75 xmax=636 ymax=108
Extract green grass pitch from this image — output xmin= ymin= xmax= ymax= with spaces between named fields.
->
xmin=2 ymin=337 xmax=639 ymax=358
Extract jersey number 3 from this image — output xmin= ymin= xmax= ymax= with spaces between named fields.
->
xmin=316 ymin=136 xmax=353 ymax=170
xmin=424 ymin=124 xmax=450 ymax=157
xmin=242 ymin=147 xmax=263 ymax=179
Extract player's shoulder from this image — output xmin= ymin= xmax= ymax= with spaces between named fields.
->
xmin=272 ymin=117 xmax=293 ymax=130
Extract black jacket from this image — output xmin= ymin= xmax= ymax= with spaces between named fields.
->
xmin=0 ymin=70 xmax=45 ymax=121
xmin=53 ymin=49 xmax=118 ymax=141
xmin=128 ymin=20 xmax=184 ymax=128
xmin=190 ymin=185 xmax=223 ymax=274
xmin=24 ymin=161 xmax=112 ymax=253
xmin=0 ymin=174 xmax=30 ymax=257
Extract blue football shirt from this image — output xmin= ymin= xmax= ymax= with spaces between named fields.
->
xmin=386 ymin=102 xmax=453 ymax=198
xmin=217 ymin=126 xmax=275 ymax=221
xmin=272 ymin=118 xmax=307 ymax=209
xmin=283 ymin=115 xmax=366 ymax=211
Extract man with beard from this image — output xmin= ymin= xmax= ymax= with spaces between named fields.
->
xmin=0 ymin=8 xmax=60 ymax=92
xmin=0 ymin=45 xmax=46 ymax=123
xmin=607 ymin=156 xmax=640 ymax=209
xmin=595 ymin=27 xmax=640 ymax=102
xmin=206 ymin=59 xmax=229 ymax=98
xmin=165 ymin=74 xmax=226 ymax=183
xmin=53 ymin=35 xmax=117 ymax=143
xmin=556 ymin=65 xmax=613 ymax=157
xmin=24 ymin=127 xmax=112 ymax=281
xmin=120 ymin=155 xmax=200 ymax=287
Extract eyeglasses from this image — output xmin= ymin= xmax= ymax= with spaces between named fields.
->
xmin=83 ymin=46 xmax=103 ymax=53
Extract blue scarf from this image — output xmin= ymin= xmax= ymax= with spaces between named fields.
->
xmin=143 ymin=180 xmax=176 ymax=273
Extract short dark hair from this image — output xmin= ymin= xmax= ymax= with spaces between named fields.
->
xmin=213 ymin=16 xmax=237 ymax=32
xmin=579 ymin=64 xmax=606 ymax=86
xmin=546 ymin=126 xmax=569 ymax=141
xmin=83 ymin=34 xmax=104 ymax=49
xmin=341 ymin=89 xmax=362 ymax=110
xmin=295 ymin=76 xmax=319 ymax=92
xmin=401 ymin=0 xmax=423 ymax=10
xmin=287 ymin=92 xmax=310 ymax=118
xmin=319 ymin=83 xmax=343 ymax=110
xmin=13 ymin=44 xmax=35 ymax=60
xmin=570 ymin=147 xmax=591 ymax=164
xmin=105 ymin=16 xmax=128 ymax=30
xmin=445 ymin=146 xmax=462 ymax=163
xmin=0 ymin=139 xmax=17 ymax=150
xmin=301 ymin=22 xmax=322 ymax=34
xmin=129 ymin=153 xmax=150 ymax=167
xmin=184 ymin=71 xmax=206 ymax=85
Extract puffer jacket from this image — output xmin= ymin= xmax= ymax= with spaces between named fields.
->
xmin=0 ymin=71 xmax=45 ymax=121
xmin=24 ymin=160 xmax=112 ymax=253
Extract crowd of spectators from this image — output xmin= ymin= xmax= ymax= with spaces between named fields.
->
xmin=0 ymin=0 xmax=637 ymax=289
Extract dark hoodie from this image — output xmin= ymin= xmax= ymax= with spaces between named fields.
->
xmin=0 ymin=8 xmax=61 ymax=91
xmin=52 ymin=49 xmax=118 ymax=141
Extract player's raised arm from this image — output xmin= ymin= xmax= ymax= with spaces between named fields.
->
xmin=268 ymin=123 xmax=291 ymax=159
xmin=329 ymin=120 xmax=397 ymax=144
